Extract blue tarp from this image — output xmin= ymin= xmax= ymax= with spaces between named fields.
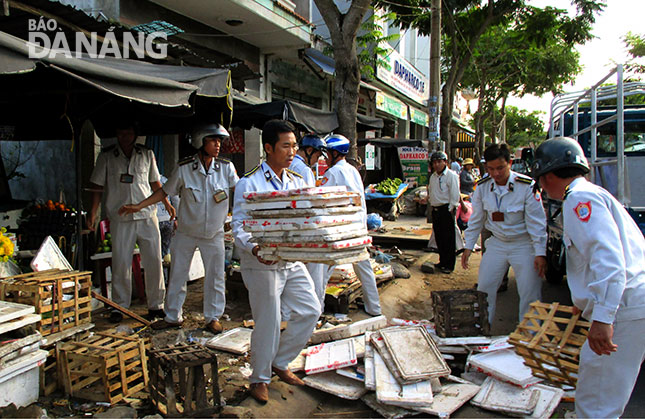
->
xmin=365 ymin=183 xmax=409 ymax=200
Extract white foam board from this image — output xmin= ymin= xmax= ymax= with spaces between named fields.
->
xmin=310 ymin=315 xmax=388 ymax=344
xmin=303 ymin=370 xmax=368 ymax=400
xmin=374 ymin=350 xmax=434 ymax=408
xmin=31 ymin=236 xmax=72 ymax=272
xmin=413 ymin=381 xmax=481 ymax=418
xmin=205 ymin=327 xmax=252 ymax=354
xmin=471 ymin=377 xmax=540 ymax=416
xmin=528 ymin=384 xmax=565 ymax=419
xmin=361 ymin=393 xmax=416 ymax=419
xmin=305 ymin=338 xmax=357 ymax=374
xmin=468 ymin=349 xmax=542 ymax=388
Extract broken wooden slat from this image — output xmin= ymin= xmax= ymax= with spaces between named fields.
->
xmin=90 ymin=292 xmax=150 ymax=326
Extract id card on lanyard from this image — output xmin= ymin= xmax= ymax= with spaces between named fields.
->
xmin=492 ymin=188 xmax=504 ymax=222
xmin=263 ymin=163 xmax=283 ymax=191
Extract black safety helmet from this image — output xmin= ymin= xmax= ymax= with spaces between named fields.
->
xmin=430 ymin=151 xmax=448 ymax=162
xmin=531 ymin=137 xmax=590 ymax=179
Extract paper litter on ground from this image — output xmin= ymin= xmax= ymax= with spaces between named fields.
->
xmin=302 ymin=370 xmax=368 ymax=400
xmin=374 ymin=350 xmax=434 ymax=407
xmin=205 ymin=327 xmax=252 ymax=354
xmin=471 ymin=376 xmax=540 ymax=416
xmin=468 ymin=348 xmax=542 ymax=388
xmin=305 ymin=338 xmax=357 ymax=374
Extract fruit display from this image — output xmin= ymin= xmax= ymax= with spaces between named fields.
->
xmin=375 ymin=178 xmax=403 ymax=195
xmin=95 ymin=233 xmax=139 ymax=254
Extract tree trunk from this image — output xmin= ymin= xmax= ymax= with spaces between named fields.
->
xmin=313 ymin=0 xmax=370 ymax=161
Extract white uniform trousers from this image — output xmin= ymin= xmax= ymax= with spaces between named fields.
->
xmin=307 ymin=263 xmax=328 ymax=311
xmin=477 ymin=235 xmax=541 ymax=322
xmin=164 ymin=230 xmax=226 ymax=324
xmin=242 ymin=263 xmax=320 ymax=384
xmin=576 ymin=317 xmax=645 ymax=418
xmin=321 ymin=260 xmax=382 ymax=316
xmin=110 ymin=216 xmax=165 ymax=310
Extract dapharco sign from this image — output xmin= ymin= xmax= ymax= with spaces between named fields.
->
xmin=27 ymin=18 xmax=168 ymax=59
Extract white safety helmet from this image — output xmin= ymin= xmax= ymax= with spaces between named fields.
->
xmin=191 ymin=123 xmax=230 ymax=149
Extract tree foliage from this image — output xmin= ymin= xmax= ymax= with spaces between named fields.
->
xmin=373 ymin=0 xmax=604 ymax=156
xmin=624 ymin=31 xmax=645 ymax=74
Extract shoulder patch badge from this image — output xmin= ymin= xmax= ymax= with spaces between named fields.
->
xmin=534 ymin=190 xmax=542 ymax=202
xmin=320 ymin=177 xmax=329 ymax=185
xmin=574 ymin=201 xmax=592 ymax=222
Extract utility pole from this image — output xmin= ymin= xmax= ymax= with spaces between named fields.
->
xmin=427 ymin=0 xmax=441 ymax=223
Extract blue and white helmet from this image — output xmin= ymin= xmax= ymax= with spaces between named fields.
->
xmin=324 ymin=134 xmax=350 ymax=155
xmin=300 ymin=134 xmax=326 ymax=151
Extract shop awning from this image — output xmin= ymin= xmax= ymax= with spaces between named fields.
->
xmin=0 ymin=31 xmax=232 ymax=139
xmin=232 ymin=99 xmax=383 ymax=134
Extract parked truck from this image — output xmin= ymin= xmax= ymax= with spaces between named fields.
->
xmin=544 ymin=65 xmax=645 ymax=283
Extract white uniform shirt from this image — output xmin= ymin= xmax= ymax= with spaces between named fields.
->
xmin=450 ymin=161 xmax=461 ymax=172
xmin=562 ymin=177 xmax=645 ymax=324
xmin=464 ymin=171 xmax=547 ymax=256
xmin=289 ymin=155 xmax=315 ymax=186
xmin=428 ymin=167 xmax=460 ymax=210
xmin=232 ymin=162 xmax=307 ymax=270
xmin=322 ymin=159 xmax=366 ymax=222
xmin=163 ymin=155 xmax=238 ymax=239
xmin=90 ymin=144 xmax=160 ymax=221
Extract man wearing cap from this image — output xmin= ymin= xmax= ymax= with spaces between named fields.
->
xmin=533 ymin=137 xmax=645 ymax=419
xmin=459 ymin=158 xmax=477 ymax=195
xmin=428 ymin=151 xmax=460 ymax=273
xmin=461 ymin=143 xmax=547 ymax=322
xmin=120 ymin=123 xmax=238 ymax=334
xmin=88 ymin=120 xmax=171 ymax=323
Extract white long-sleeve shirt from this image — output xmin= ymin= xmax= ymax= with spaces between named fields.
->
xmin=463 ymin=171 xmax=547 ymax=256
xmin=562 ymin=177 xmax=645 ymax=324
xmin=428 ymin=167 xmax=460 ymax=211
xmin=289 ymin=154 xmax=315 ymax=186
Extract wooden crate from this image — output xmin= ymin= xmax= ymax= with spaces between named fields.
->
xmin=148 ymin=343 xmax=220 ymax=417
xmin=0 ymin=269 xmax=92 ymax=336
xmin=59 ymin=332 xmax=148 ymax=405
xmin=431 ymin=289 xmax=490 ymax=337
xmin=508 ymin=301 xmax=590 ymax=388
xmin=40 ymin=328 xmax=93 ymax=396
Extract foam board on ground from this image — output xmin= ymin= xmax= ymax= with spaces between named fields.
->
xmin=471 ymin=377 xmax=539 ymax=416
xmin=303 ymin=370 xmax=368 ymax=400
xmin=374 ymin=350 xmax=433 ymax=408
xmin=361 ymin=393 xmax=416 ymax=419
xmin=305 ymin=338 xmax=357 ymax=374
xmin=528 ymin=384 xmax=564 ymax=419
xmin=433 ymin=336 xmax=492 ymax=346
xmin=380 ymin=326 xmax=451 ymax=383
xmin=468 ymin=349 xmax=542 ymax=388
xmin=364 ymin=332 xmax=376 ymax=391
xmin=310 ymin=315 xmax=387 ymax=344
xmin=413 ymin=381 xmax=481 ymax=417
xmin=205 ymin=327 xmax=252 ymax=354
xmin=287 ymin=349 xmax=307 ymax=372
xmin=0 ymin=349 xmax=47 ymax=381
xmin=472 ymin=336 xmax=513 ymax=352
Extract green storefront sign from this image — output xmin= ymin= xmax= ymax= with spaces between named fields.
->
xmin=397 ymin=146 xmax=429 ymax=186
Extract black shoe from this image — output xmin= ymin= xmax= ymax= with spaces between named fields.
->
xmin=146 ymin=309 xmax=165 ymax=320
xmin=109 ymin=311 xmax=123 ymax=323
xmin=423 ymin=247 xmax=438 ymax=253
xmin=439 ymin=267 xmax=453 ymax=274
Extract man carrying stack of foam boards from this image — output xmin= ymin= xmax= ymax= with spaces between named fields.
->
xmin=232 ymin=120 xmax=382 ymax=403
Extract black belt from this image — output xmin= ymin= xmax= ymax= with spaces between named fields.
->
xmin=432 ymin=204 xmax=449 ymax=210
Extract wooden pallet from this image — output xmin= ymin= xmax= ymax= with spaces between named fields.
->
xmin=0 ymin=269 xmax=92 ymax=336
xmin=148 ymin=343 xmax=221 ymax=417
xmin=508 ymin=301 xmax=591 ymax=388
xmin=431 ymin=289 xmax=490 ymax=337
xmin=59 ymin=332 xmax=148 ymax=404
